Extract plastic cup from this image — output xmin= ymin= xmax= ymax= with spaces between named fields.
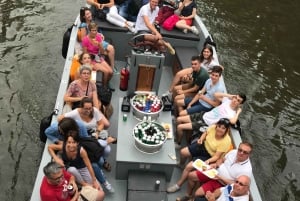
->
xmin=123 ymin=114 xmax=127 ymax=122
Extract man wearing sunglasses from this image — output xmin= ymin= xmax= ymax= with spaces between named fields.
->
xmin=200 ymin=175 xmax=251 ymax=201
xmin=174 ymin=142 xmax=252 ymax=201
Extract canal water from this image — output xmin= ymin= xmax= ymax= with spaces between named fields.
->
xmin=0 ymin=0 xmax=299 ymax=200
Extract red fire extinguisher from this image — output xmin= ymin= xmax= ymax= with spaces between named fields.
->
xmin=119 ymin=66 xmax=129 ymax=91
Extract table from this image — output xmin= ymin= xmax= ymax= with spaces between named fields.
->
xmin=116 ymin=98 xmax=176 ymax=181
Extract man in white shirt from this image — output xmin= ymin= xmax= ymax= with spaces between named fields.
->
xmin=174 ymin=142 xmax=253 ymax=201
xmin=134 ymin=0 xmax=175 ymax=54
xmin=202 ymin=175 xmax=251 ymax=201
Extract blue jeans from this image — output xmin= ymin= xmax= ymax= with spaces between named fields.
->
xmin=117 ymin=0 xmax=137 ymax=22
xmin=184 ymin=97 xmax=211 ymax=114
xmin=92 ymin=162 xmax=106 ymax=184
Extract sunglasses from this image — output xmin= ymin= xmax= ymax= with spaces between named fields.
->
xmin=235 ymin=180 xmax=248 ymax=187
xmin=238 ymin=148 xmax=250 ymax=155
xmin=218 ymin=118 xmax=230 ymax=126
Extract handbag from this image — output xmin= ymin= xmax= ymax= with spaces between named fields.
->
xmin=162 ymin=14 xmax=179 ymax=31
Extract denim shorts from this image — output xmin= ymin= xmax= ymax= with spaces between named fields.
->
xmin=184 ymin=97 xmax=211 ymax=115
xmin=188 ymin=142 xmax=211 ymax=160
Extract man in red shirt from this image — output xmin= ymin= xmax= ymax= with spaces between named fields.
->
xmin=40 ymin=161 xmax=105 ymax=201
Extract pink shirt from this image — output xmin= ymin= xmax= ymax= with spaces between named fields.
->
xmin=82 ymin=33 xmax=103 ymax=55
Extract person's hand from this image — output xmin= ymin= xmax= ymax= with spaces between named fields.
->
xmin=197 ymin=138 xmax=203 ymax=144
xmin=81 ymin=96 xmax=88 ymax=100
xmin=187 ymin=104 xmax=191 ymax=109
xmin=55 ymin=158 xmax=65 ymax=167
xmin=176 ymin=89 xmax=183 ymax=95
xmin=99 ymin=4 xmax=104 ymax=9
xmin=198 ymin=93 xmax=204 ymax=100
xmin=95 ymin=3 xmax=101 ymax=9
xmin=237 ymin=107 xmax=242 ymax=114
xmin=93 ymin=180 xmax=101 ymax=190
xmin=209 ymin=163 xmax=218 ymax=169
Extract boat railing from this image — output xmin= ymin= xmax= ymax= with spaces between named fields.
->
xmin=30 ymin=15 xmax=80 ymax=201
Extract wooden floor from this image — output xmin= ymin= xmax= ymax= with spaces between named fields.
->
xmin=103 ymin=60 xmax=188 ymax=201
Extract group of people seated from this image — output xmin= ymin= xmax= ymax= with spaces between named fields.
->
xmin=154 ymin=39 xmax=251 ymax=200
xmin=70 ymin=0 xmax=202 ymax=85
xmin=39 ymin=1 xmax=254 ymax=201
xmin=40 ymin=96 xmax=118 ymax=200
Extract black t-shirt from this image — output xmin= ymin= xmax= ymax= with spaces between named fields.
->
xmin=181 ymin=1 xmax=197 ymax=17
xmin=96 ymin=0 xmax=110 ymax=4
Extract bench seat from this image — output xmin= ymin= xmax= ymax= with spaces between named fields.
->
xmin=95 ymin=18 xmax=200 ymax=41
xmin=160 ymin=28 xmax=200 ymax=41
xmin=172 ymin=46 xmax=199 ymax=74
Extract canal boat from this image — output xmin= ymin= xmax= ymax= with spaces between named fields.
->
xmin=30 ymin=8 xmax=262 ymax=201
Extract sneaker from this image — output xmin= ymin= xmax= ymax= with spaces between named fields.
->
xmin=175 ymin=142 xmax=181 ymax=150
xmin=162 ymin=90 xmax=172 ymax=101
xmin=183 ymin=29 xmax=188 ymax=34
xmin=127 ymin=25 xmax=135 ymax=33
xmin=191 ymin=26 xmax=199 ymax=35
xmin=176 ymin=195 xmax=191 ymax=201
xmin=104 ymin=181 xmax=115 ymax=193
xmin=127 ymin=21 xmax=135 ymax=28
xmin=164 ymin=42 xmax=176 ymax=55
xmin=167 ymin=184 xmax=180 ymax=193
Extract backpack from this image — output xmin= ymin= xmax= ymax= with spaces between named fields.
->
xmin=79 ymin=137 xmax=104 ymax=163
xmin=96 ymin=83 xmax=112 ymax=106
xmin=39 ymin=109 xmax=58 ymax=143
xmin=62 ymin=24 xmax=75 ymax=59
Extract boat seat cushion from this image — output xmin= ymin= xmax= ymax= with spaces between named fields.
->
xmin=95 ymin=18 xmax=129 ymax=32
xmin=174 ymin=46 xmax=199 ymax=69
xmin=94 ymin=18 xmax=200 ymax=41
xmin=160 ymin=27 xmax=200 ymax=41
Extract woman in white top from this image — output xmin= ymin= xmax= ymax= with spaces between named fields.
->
xmin=87 ymin=0 xmax=135 ymax=32
xmin=58 ymin=97 xmax=116 ymax=170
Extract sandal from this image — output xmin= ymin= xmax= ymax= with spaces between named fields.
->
xmin=107 ymin=136 xmax=117 ymax=144
xmin=103 ymin=161 xmax=112 ymax=172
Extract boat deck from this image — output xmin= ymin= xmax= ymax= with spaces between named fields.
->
xmin=104 ymin=60 xmax=188 ymax=201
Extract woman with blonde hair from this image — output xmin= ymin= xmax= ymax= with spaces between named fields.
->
xmin=82 ymin=22 xmax=113 ymax=87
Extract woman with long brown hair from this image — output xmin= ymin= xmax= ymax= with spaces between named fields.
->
xmin=48 ymin=131 xmax=101 ymax=190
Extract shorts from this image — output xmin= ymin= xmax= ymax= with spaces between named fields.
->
xmin=196 ymin=171 xmax=223 ymax=193
xmin=79 ymin=186 xmax=98 ymax=201
xmin=184 ymin=97 xmax=211 ymax=115
xmin=190 ymin=111 xmax=208 ymax=131
xmin=188 ymin=142 xmax=211 ymax=160
xmin=102 ymin=40 xmax=109 ymax=50
xmin=134 ymin=30 xmax=152 ymax=41
xmin=184 ymin=19 xmax=193 ymax=26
